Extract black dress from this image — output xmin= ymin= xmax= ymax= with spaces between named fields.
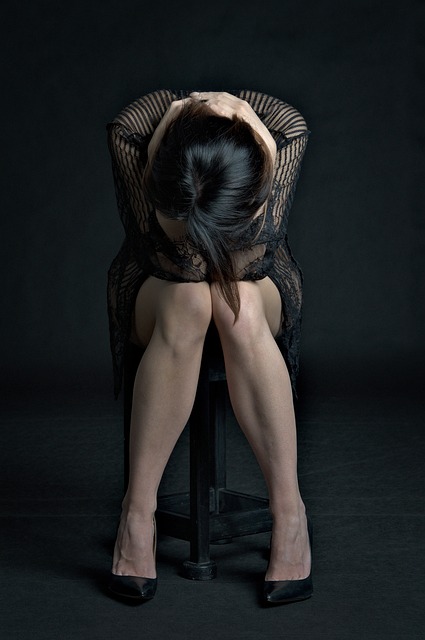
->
xmin=107 ymin=89 xmax=309 ymax=399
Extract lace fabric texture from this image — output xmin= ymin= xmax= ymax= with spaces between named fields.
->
xmin=107 ymin=89 xmax=309 ymax=398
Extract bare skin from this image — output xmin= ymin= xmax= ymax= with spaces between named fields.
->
xmin=112 ymin=277 xmax=310 ymax=582
xmin=112 ymin=93 xmax=310 ymax=583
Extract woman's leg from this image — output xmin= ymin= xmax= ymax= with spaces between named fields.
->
xmin=211 ymin=278 xmax=310 ymax=581
xmin=112 ymin=276 xmax=212 ymax=578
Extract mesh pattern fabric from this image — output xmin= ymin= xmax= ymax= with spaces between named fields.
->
xmin=107 ymin=89 xmax=309 ymax=398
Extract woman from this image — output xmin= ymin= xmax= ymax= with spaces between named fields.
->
xmin=106 ymin=89 xmax=311 ymax=604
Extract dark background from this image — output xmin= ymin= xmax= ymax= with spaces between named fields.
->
xmin=1 ymin=2 xmax=424 ymax=638
xmin=1 ymin=0 xmax=423 ymax=397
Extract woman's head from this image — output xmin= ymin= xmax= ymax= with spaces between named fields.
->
xmin=143 ymin=100 xmax=274 ymax=317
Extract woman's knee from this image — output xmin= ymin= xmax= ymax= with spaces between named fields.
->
xmin=211 ymin=281 xmax=269 ymax=345
xmin=157 ymin=281 xmax=212 ymax=346
xmin=133 ymin=278 xmax=212 ymax=348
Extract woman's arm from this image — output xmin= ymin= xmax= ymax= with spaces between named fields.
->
xmin=107 ymin=91 xmax=177 ymax=235
xmin=191 ymin=91 xmax=277 ymax=165
xmin=146 ymin=98 xmax=188 ymax=163
xmin=234 ymin=90 xmax=308 ymax=146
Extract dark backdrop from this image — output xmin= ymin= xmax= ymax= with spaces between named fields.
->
xmin=1 ymin=0 xmax=423 ymax=397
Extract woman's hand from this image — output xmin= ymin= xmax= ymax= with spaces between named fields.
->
xmin=148 ymin=92 xmax=277 ymax=166
xmin=190 ymin=91 xmax=277 ymax=164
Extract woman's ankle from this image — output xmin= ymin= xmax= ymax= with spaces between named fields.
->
xmin=269 ymin=498 xmax=306 ymax=523
xmin=121 ymin=497 xmax=157 ymax=522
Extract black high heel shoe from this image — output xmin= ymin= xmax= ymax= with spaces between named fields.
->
xmin=263 ymin=518 xmax=313 ymax=605
xmin=108 ymin=518 xmax=157 ymax=601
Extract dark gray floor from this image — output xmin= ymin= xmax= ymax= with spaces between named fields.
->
xmin=1 ymin=369 xmax=424 ymax=639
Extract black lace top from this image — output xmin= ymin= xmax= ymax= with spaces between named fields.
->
xmin=107 ymin=89 xmax=309 ymax=398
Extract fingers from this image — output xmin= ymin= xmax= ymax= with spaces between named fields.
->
xmin=190 ymin=91 xmax=245 ymax=107
xmin=190 ymin=91 xmax=251 ymax=121
xmin=168 ymin=98 xmax=189 ymax=112
xmin=190 ymin=91 xmax=239 ymax=102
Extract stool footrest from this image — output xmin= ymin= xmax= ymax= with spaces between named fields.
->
xmin=157 ymin=489 xmax=272 ymax=542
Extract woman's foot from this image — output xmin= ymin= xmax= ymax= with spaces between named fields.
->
xmin=111 ymin=510 xmax=156 ymax=579
xmin=265 ymin=508 xmax=311 ymax=581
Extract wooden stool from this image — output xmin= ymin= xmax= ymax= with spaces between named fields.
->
xmin=123 ymin=325 xmax=272 ymax=580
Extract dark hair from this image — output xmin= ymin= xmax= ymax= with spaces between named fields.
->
xmin=143 ymin=100 xmax=273 ymax=318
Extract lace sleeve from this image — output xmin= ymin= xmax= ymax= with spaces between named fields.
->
xmin=106 ymin=90 xmax=180 ymax=240
xmin=237 ymin=90 xmax=308 ymax=142
xmin=106 ymin=123 xmax=151 ymax=241
xmin=272 ymin=132 xmax=309 ymax=235
xmin=236 ymin=91 xmax=309 ymax=236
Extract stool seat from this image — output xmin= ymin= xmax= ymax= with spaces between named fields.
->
xmin=123 ymin=324 xmax=272 ymax=580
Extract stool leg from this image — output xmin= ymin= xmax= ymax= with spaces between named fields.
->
xmin=210 ymin=379 xmax=227 ymax=511
xmin=209 ymin=380 xmax=233 ymax=545
xmin=182 ymin=353 xmax=217 ymax=580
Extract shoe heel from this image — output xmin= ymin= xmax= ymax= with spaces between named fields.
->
xmin=263 ymin=516 xmax=313 ymax=605
xmin=109 ymin=516 xmax=157 ymax=601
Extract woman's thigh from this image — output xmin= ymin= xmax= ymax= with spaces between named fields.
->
xmin=130 ymin=276 xmax=212 ymax=348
